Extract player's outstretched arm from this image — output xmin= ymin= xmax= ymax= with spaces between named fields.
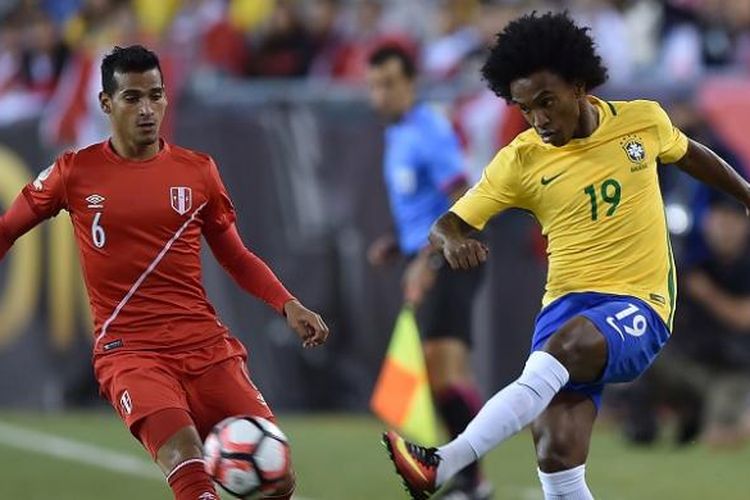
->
xmin=675 ymin=139 xmax=750 ymax=214
xmin=0 ymin=193 xmax=46 ymax=261
xmin=204 ymin=224 xmax=330 ymax=347
xmin=429 ymin=212 xmax=489 ymax=270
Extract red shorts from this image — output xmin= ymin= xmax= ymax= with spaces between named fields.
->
xmin=94 ymin=336 xmax=274 ymax=456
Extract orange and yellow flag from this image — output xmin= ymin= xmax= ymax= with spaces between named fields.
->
xmin=370 ymin=308 xmax=440 ymax=446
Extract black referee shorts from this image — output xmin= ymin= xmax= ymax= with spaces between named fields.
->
xmin=414 ymin=259 xmax=483 ymax=347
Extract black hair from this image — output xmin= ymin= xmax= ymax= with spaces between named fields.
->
xmin=101 ymin=45 xmax=163 ymax=95
xmin=368 ymin=44 xmax=417 ymax=79
xmin=481 ymin=11 xmax=608 ymax=101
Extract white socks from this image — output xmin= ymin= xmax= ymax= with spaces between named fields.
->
xmin=435 ymin=351 xmax=569 ymax=485
xmin=538 ymin=464 xmax=594 ymax=499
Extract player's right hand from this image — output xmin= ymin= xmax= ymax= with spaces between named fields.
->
xmin=442 ymin=237 xmax=489 ymax=270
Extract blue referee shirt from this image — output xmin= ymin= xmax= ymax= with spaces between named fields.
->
xmin=383 ymin=103 xmax=467 ymax=256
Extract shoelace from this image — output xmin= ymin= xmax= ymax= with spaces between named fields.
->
xmin=406 ymin=442 xmax=440 ymax=468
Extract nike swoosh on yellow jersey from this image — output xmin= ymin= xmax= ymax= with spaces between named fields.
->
xmin=541 ymin=172 xmax=563 ymax=185
xmin=395 ymin=438 xmax=428 ymax=482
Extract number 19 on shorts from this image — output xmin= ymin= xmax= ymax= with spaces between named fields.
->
xmin=606 ymin=303 xmax=647 ymax=340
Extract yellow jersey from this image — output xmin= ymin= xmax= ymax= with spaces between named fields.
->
xmin=451 ymin=96 xmax=689 ymax=328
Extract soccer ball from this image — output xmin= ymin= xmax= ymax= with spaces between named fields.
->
xmin=203 ymin=416 xmax=292 ymax=499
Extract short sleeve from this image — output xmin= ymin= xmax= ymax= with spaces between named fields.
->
xmin=450 ymin=144 xmax=522 ymax=230
xmin=21 ymin=155 xmax=69 ymax=219
xmin=423 ymin=117 xmax=467 ymax=192
xmin=652 ymin=102 xmax=689 ymax=164
xmin=203 ymin=158 xmax=237 ymax=234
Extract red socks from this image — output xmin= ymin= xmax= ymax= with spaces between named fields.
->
xmin=167 ymin=460 xmax=219 ymax=500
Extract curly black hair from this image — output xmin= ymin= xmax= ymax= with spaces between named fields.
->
xmin=481 ymin=11 xmax=608 ymax=101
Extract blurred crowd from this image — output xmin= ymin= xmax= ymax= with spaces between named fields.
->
xmin=3 ymin=0 xmax=750 ymax=127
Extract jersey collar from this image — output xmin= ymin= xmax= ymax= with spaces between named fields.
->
xmin=535 ymin=96 xmax=611 ymax=149
xmin=103 ymin=138 xmax=171 ymax=165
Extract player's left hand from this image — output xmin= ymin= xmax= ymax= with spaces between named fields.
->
xmin=284 ymin=300 xmax=330 ymax=348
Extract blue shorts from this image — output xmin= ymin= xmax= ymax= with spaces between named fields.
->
xmin=532 ymin=292 xmax=671 ymax=409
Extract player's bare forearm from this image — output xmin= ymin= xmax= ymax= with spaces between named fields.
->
xmin=430 ymin=212 xmax=488 ymax=270
xmin=429 ymin=212 xmax=474 ymax=250
xmin=676 ymin=139 xmax=750 ymax=211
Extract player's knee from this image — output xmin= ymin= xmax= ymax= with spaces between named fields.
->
xmin=543 ymin=316 xmax=607 ymax=382
xmin=136 ymin=409 xmax=202 ymax=475
xmin=536 ymin=435 xmax=583 ymax=473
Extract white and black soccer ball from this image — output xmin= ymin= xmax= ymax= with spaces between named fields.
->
xmin=203 ymin=416 xmax=291 ymax=499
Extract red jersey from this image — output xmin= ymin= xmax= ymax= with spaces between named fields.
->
xmin=22 ymin=140 xmax=239 ymax=355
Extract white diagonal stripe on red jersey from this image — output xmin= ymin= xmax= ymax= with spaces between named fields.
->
xmin=95 ymin=202 xmax=208 ymax=346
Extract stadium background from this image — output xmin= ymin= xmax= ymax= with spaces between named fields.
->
xmin=1 ymin=0 xmax=750 ymax=498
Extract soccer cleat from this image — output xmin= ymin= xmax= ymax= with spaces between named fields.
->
xmin=382 ymin=431 xmax=440 ymax=500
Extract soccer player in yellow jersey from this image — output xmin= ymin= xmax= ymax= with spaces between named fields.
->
xmin=383 ymin=12 xmax=750 ymax=500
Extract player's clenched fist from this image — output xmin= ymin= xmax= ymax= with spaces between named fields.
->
xmin=443 ymin=238 xmax=489 ymax=270
xmin=284 ymin=299 xmax=330 ymax=348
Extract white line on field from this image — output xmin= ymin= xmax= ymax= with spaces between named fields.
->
xmin=0 ymin=420 xmax=162 ymax=479
xmin=0 ymin=420 xmax=313 ymax=500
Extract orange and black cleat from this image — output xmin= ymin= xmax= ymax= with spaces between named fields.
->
xmin=382 ymin=431 xmax=441 ymax=500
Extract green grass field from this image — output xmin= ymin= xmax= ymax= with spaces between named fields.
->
xmin=0 ymin=411 xmax=747 ymax=499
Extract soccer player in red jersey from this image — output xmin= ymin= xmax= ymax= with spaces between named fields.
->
xmin=0 ymin=45 xmax=329 ymax=500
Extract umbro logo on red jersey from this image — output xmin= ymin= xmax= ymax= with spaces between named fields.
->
xmin=86 ymin=194 xmax=105 ymax=209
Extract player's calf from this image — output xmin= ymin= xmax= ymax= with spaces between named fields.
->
xmin=532 ymin=392 xmax=595 ymax=473
xmin=532 ymin=393 xmax=596 ymax=499
xmin=161 ymin=429 xmax=219 ymax=500
xmin=138 ymin=409 xmax=219 ymax=500
xmin=167 ymin=458 xmax=220 ymax=500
